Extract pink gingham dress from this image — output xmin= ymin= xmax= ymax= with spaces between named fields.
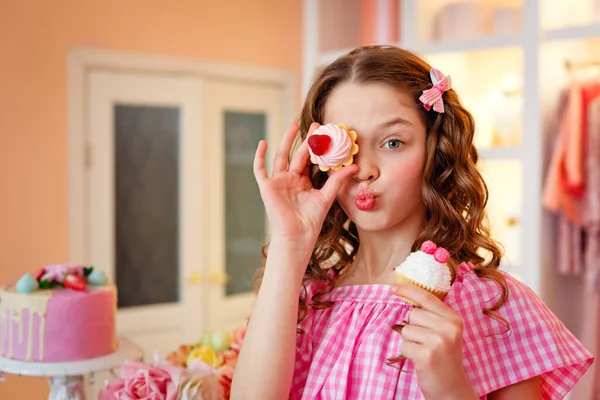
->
xmin=291 ymin=262 xmax=594 ymax=399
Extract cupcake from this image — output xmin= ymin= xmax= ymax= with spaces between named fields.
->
xmin=307 ymin=124 xmax=359 ymax=171
xmin=394 ymin=241 xmax=452 ymax=306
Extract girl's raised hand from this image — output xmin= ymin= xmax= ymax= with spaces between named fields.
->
xmin=253 ymin=122 xmax=358 ymax=243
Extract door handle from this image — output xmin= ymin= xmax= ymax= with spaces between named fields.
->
xmin=209 ymin=271 xmax=229 ymax=284
xmin=187 ymin=272 xmax=204 ymax=285
xmin=187 ymin=271 xmax=230 ymax=285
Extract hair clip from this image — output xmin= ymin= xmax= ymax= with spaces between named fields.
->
xmin=419 ymin=68 xmax=452 ymax=113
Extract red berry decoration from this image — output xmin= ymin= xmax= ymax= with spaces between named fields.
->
xmin=64 ymin=274 xmax=86 ymax=291
xmin=308 ymin=134 xmax=332 ymax=156
xmin=421 ymin=240 xmax=437 ymax=255
xmin=34 ymin=268 xmax=46 ymax=281
xmin=434 ymin=247 xmax=450 ymax=263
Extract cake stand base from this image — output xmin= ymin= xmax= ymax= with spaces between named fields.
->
xmin=0 ymin=337 xmax=143 ymax=400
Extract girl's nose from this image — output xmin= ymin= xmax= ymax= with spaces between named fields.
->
xmin=353 ymin=153 xmax=379 ymax=182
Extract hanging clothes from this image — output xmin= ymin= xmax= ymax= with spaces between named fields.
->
xmin=543 ymin=81 xmax=600 ymax=277
xmin=544 ymin=79 xmax=600 ymax=399
xmin=543 ymin=88 xmax=583 ymax=276
xmin=584 ymin=97 xmax=600 ymax=281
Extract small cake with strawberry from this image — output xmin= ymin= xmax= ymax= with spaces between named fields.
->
xmin=307 ymin=124 xmax=359 ymax=171
xmin=394 ymin=241 xmax=452 ymax=306
xmin=0 ymin=264 xmax=117 ymax=362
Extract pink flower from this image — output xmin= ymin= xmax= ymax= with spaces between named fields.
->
xmin=40 ymin=264 xmax=86 ymax=284
xmin=99 ymin=360 xmax=184 ymax=400
xmin=41 ymin=264 xmax=69 ymax=283
xmin=220 ymin=349 xmax=238 ymax=367
xmin=229 ymin=326 xmax=246 ymax=351
xmin=67 ymin=264 xmax=85 ymax=278
xmin=187 ymin=359 xmax=216 ymax=377
xmin=216 ymin=365 xmax=235 ymax=400
xmin=98 ymin=379 xmax=125 ymax=400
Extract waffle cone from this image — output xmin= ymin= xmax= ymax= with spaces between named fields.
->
xmin=395 ymin=274 xmax=448 ymax=306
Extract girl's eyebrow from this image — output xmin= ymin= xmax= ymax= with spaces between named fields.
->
xmin=378 ymin=117 xmax=414 ymax=129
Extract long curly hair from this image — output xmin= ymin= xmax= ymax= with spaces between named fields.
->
xmin=257 ymin=45 xmax=509 ymax=335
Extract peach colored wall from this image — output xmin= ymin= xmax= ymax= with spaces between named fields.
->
xmin=0 ymin=0 xmax=301 ymax=397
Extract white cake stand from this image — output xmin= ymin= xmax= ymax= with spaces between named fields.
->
xmin=0 ymin=337 xmax=143 ymax=400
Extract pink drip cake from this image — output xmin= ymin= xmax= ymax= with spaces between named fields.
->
xmin=0 ymin=264 xmax=117 ymax=362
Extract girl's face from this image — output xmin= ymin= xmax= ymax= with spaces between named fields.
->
xmin=324 ymin=82 xmax=427 ymax=233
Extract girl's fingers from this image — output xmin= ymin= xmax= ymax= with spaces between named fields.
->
xmin=302 ymin=165 xmax=311 ymax=178
xmin=273 ymin=122 xmax=300 ymax=173
xmin=391 ymin=284 xmax=453 ymax=318
xmin=398 ymin=340 xmax=421 ymax=361
xmin=320 ymin=164 xmax=359 ymax=205
xmin=253 ymin=140 xmax=269 ymax=183
xmin=403 ymin=308 xmax=444 ymax=330
xmin=288 ymin=140 xmax=311 ymax=174
xmin=289 ymin=122 xmax=321 ymax=174
xmin=307 ymin=121 xmax=321 ymax=135
xmin=400 ymin=325 xmax=436 ymax=345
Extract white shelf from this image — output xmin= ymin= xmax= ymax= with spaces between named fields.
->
xmin=478 ymin=146 xmax=521 ymax=161
xmin=544 ymin=21 xmax=600 ymax=42
xmin=416 ymin=34 xmax=523 ymax=55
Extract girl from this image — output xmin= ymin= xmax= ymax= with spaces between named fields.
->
xmin=231 ymin=45 xmax=593 ymax=399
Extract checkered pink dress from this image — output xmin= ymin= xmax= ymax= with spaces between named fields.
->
xmin=291 ymin=262 xmax=593 ymax=399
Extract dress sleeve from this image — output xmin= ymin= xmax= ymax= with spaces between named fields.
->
xmin=448 ymin=271 xmax=594 ymax=399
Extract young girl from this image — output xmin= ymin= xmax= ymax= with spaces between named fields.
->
xmin=231 ymin=45 xmax=593 ymax=399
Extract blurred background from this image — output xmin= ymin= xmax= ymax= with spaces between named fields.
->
xmin=1 ymin=0 xmax=600 ymax=398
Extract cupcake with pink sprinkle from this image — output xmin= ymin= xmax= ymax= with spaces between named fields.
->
xmin=394 ymin=241 xmax=452 ymax=305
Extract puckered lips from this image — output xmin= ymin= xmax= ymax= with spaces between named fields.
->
xmin=354 ymin=189 xmax=377 ymax=211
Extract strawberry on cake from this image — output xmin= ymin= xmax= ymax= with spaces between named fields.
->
xmin=307 ymin=124 xmax=359 ymax=171
xmin=0 ymin=264 xmax=117 ymax=362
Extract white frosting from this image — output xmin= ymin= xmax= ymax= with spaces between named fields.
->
xmin=0 ymin=285 xmax=52 ymax=360
xmin=394 ymin=251 xmax=452 ymax=292
xmin=309 ymin=124 xmax=353 ymax=169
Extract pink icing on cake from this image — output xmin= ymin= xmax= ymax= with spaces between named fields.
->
xmin=0 ymin=264 xmax=117 ymax=362
xmin=0 ymin=285 xmax=117 ymax=362
xmin=308 ymin=124 xmax=359 ymax=171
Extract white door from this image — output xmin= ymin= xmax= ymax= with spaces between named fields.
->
xmin=201 ymin=79 xmax=284 ymax=331
xmin=87 ymin=71 xmax=206 ymax=359
xmin=85 ymin=70 xmax=287 ymax=355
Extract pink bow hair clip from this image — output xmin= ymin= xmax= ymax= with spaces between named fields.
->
xmin=419 ymin=68 xmax=452 ymax=113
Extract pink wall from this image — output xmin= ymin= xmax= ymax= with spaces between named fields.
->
xmin=0 ymin=0 xmax=301 ymax=397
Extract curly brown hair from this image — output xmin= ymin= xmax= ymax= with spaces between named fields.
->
xmin=257 ymin=45 xmax=509 ymax=336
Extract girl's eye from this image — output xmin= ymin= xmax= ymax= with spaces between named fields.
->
xmin=383 ymin=139 xmax=403 ymax=149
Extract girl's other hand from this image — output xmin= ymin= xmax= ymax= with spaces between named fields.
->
xmin=391 ymin=284 xmax=478 ymax=400
xmin=253 ymin=122 xmax=358 ymax=243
